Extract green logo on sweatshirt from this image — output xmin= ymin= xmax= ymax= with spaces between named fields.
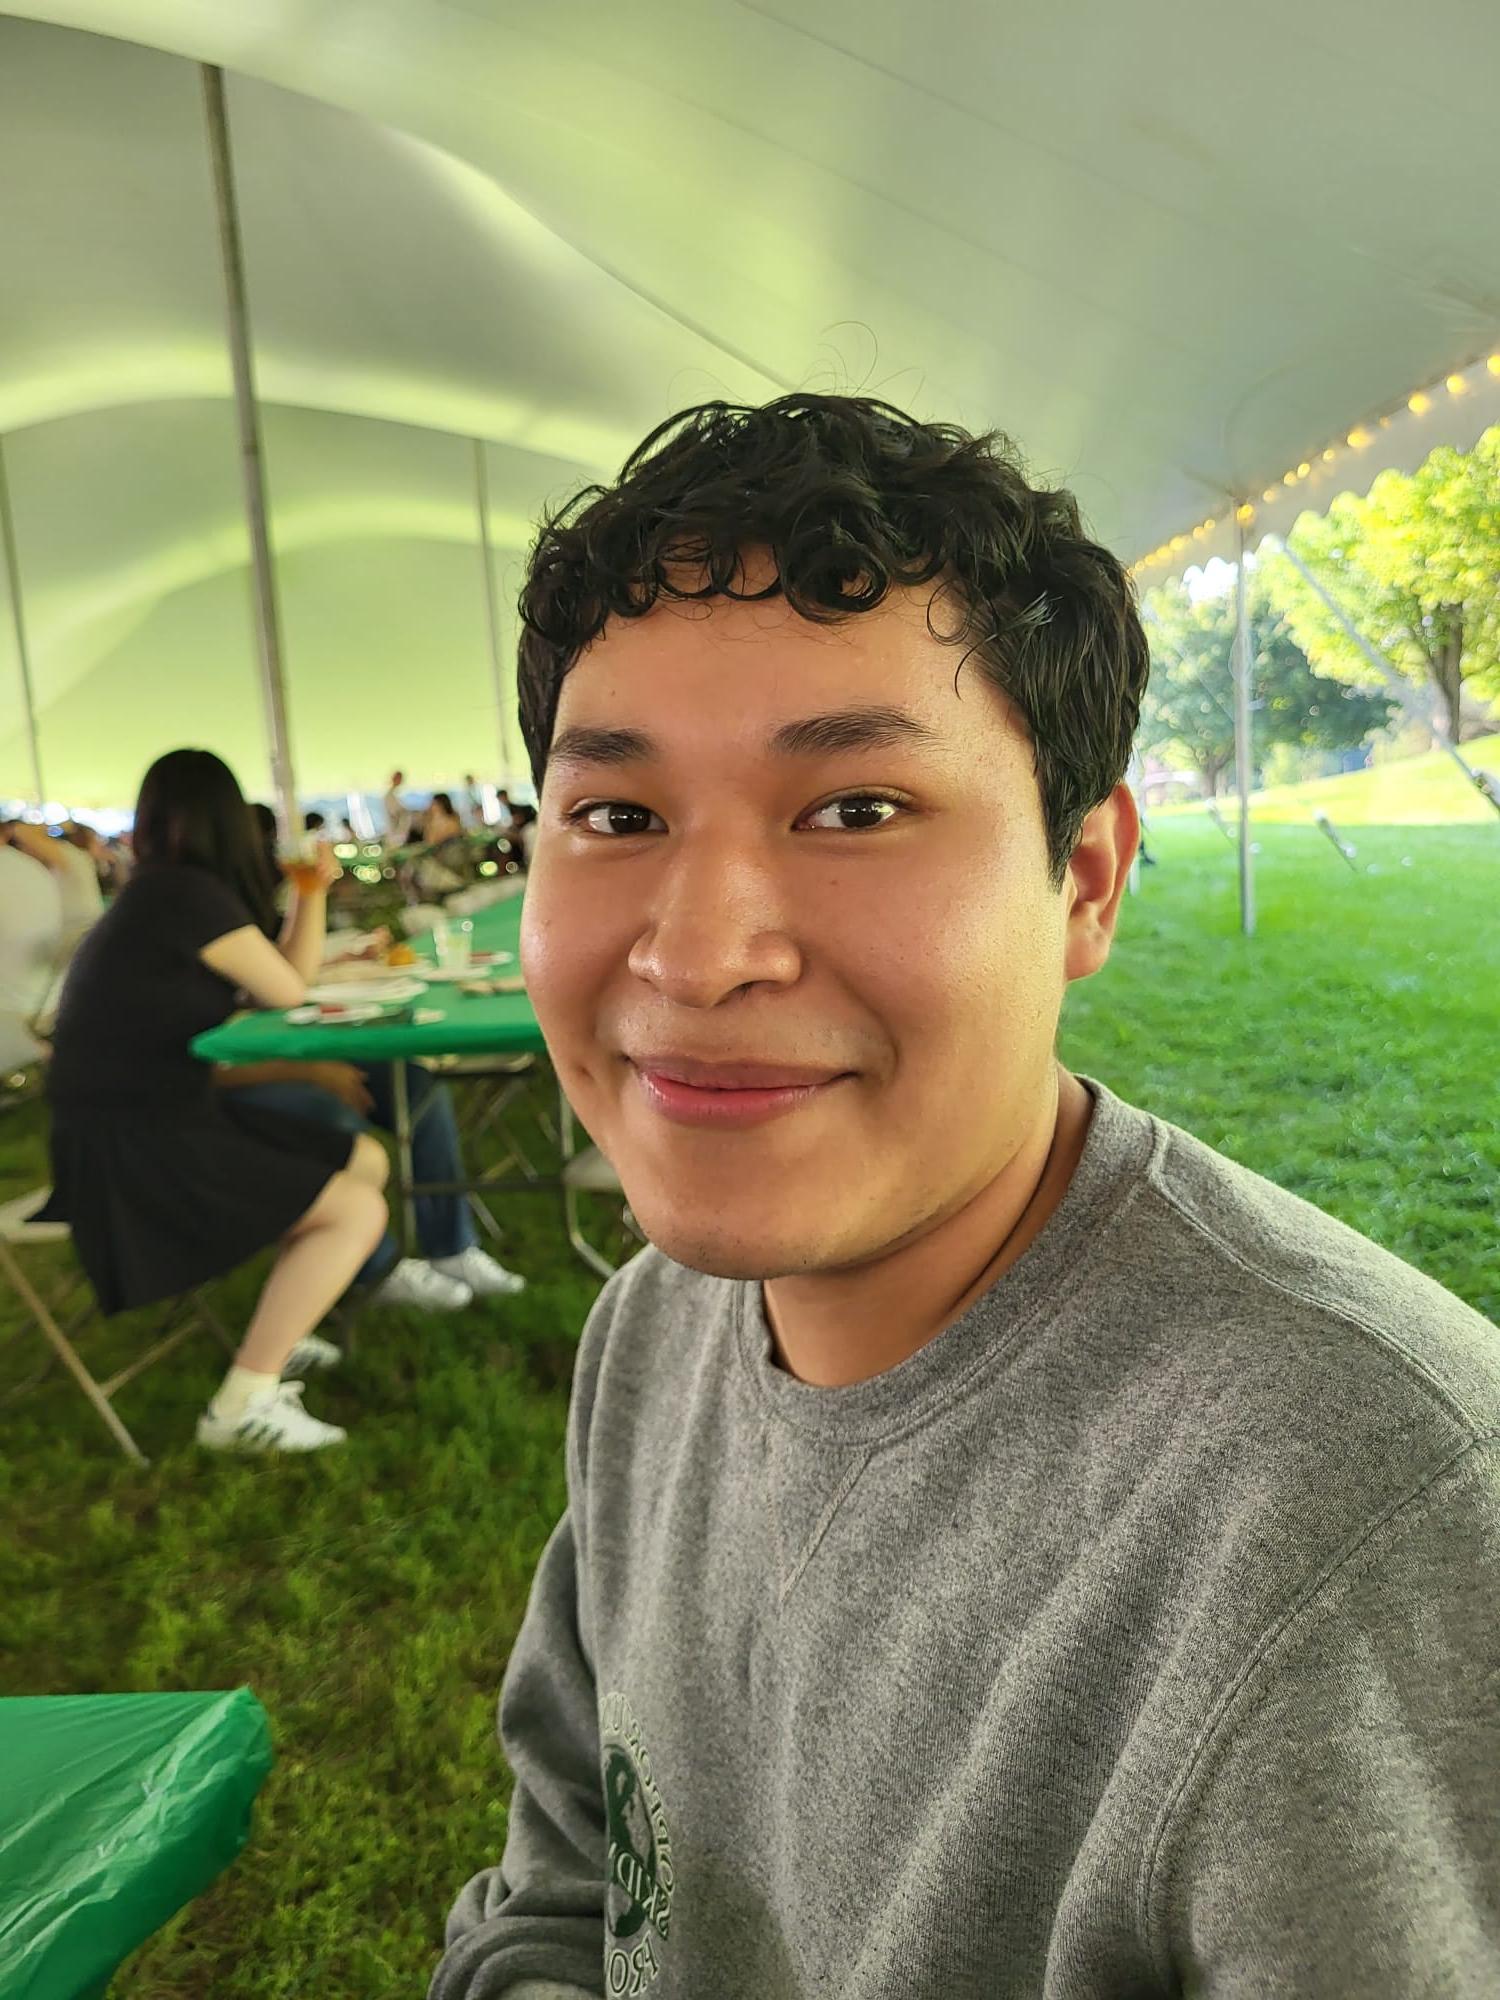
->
xmin=601 ymin=1690 xmax=673 ymax=1995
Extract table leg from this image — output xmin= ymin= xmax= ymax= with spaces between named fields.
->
xmin=392 ymin=1059 xmax=416 ymax=1256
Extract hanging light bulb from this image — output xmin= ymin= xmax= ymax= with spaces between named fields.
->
xmin=1446 ymin=373 xmax=1468 ymax=396
xmin=1283 ymin=470 xmax=1298 ymax=486
xmin=1236 ymin=503 xmax=1255 ymax=525
xmin=1488 ymin=355 xmax=1500 ymax=377
xmin=1322 ymin=447 xmax=1337 ymax=462
xmin=1347 ymin=426 xmax=1373 ymax=448
xmin=1409 ymin=390 xmax=1432 ymax=415
xmin=1262 ymin=486 xmax=1279 ymax=504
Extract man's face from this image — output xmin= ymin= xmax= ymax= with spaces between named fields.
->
xmin=522 ymin=576 xmax=1092 ymax=1281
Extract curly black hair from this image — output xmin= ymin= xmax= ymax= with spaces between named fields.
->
xmin=517 ymin=393 xmax=1148 ymax=886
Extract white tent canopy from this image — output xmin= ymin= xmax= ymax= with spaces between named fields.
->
xmin=3 ymin=0 xmax=1499 ymax=806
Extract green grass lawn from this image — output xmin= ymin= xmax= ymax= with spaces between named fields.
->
xmin=2 ymin=815 xmax=1496 ymax=1995
xmin=1155 ymin=728 xmax=1500 ymax=824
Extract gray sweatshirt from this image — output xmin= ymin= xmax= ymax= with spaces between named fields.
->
xmin=431 ymin=1076 xmax=1500 ymax=1999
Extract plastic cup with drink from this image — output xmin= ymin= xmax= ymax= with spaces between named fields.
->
xmin=433 ymin=916 xmax=473 ymax=974
xmin=279 ymin=831 xmax=325 ymax=895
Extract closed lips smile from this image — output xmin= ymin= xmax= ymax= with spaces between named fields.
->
xmin=629 ymin=1059 xmax=852 ymax=1128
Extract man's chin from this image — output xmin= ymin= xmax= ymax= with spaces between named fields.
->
xmin=628 ymin=1207 xmax=825 ymax=1283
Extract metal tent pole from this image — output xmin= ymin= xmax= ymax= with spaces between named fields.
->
xmin=473 ymin=439 xmax=515 ymax=787
xmin=201 ymin=64 xmax=297 ymax=839
xmin=0 ymin=438 xmax=45 ymax=808
xmin=1232 ymin=514 xmax=1256 ymax=936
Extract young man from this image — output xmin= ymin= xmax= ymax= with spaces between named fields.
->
xmin=430 ymin=397 xmax=1500 ymax=1999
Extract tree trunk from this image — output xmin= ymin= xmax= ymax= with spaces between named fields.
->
xmin=1430 ymin=609 xmax=1464 ymax=743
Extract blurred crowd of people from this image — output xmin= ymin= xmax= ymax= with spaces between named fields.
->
xmin=381 ymin=769 xmax=539 ymax=865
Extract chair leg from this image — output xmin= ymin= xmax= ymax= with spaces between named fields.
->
xmin=563 ymin=1183 xmax=620 ymax=1281
xmin=191 ymin=1291 xmax=239 ymax=1358
xmin=466 ymin=1193 xmax=507 ymax=1247
xmin=98 ymin=1313 xmax=200 ymax=1399
xmin=0 ymin=1240 xmax=148 ymax=1465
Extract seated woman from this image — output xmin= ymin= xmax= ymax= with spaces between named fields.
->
xmin=43 ymin=749 xmax=389 ymax=1456
xmin=422 ymin=791 xmax=465 ymax=844
xmin=240 ymin=808 xmax=527 ymax=1309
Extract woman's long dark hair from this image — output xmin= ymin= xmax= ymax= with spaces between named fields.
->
xmin=132 ymin=750 xmax=278 ymax=934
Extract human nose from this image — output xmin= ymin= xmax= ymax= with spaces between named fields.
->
xmin=625 ymin=835 xmax=802 ymax=1006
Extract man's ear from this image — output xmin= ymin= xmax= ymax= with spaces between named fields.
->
xmin=1063 ymin=783 xmax=1139 ymax=984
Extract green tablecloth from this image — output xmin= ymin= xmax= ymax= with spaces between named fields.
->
xmin=194 ymin=894 xmax=547 ymax=1066
xmin=0 ymin=1687 xmax=273 ymax=2000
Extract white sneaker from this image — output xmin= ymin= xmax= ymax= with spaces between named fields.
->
xmin=281 ymin=1332 xmax=342 ymax=1377
xmin=432 ymin=1246 xmax=527 ymax=1298
xmin=372 ymin=1257 xmax=473 ymax=1311
xmin=197 ymin=1382 xmax=347 ymax=1455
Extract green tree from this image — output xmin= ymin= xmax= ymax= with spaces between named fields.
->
xmin=1260 ymin=428 xmax=1500 ymax=743
xmin=1139 ymin=578 xmax=1396 ymax=796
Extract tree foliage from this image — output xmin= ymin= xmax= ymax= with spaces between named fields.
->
xmin=1259 ymin=428 xmax=1500 ymax=742
xmin=1139 ymin=577 xmax=1396 ymax=795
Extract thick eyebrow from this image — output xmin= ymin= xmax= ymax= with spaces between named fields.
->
xmin=547 ymin=704 xmax=943 ymax=772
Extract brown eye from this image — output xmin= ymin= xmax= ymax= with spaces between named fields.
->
xmin=570 ymin=802 xmax=662 ymax=837
xmin=802 ymin=795 xmax=906 ymax=832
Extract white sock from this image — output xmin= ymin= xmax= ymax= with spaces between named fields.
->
xmin=211 ymin=1365 xmax=281 ymax=1421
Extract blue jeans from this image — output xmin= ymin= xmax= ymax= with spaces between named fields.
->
xmin=231 ymin=1061 xmax=475 ymax=1285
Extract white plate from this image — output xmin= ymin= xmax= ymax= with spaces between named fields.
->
xmin=410 ymin=952 xmax=515 ymax=982
xmin=286 ymin=1003 xmax=384 ymax=1026
xmin=304 ymin=977 xmax=428 ymax=1004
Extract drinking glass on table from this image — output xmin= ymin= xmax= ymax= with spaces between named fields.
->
xmin=435 ymin=916 xmax=473 ymax=973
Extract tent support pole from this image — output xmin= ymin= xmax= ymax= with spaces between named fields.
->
xmin=0 ymin=437 xmax=45 ymax=808
xmin=1233 ymin=515 xmax=1256 ymax=936
xmin=473 ymin=440 xmax=514 ymax=787
xmin=1277 ymin=540 xmax=1500 ymax=818
xmin=201 ymin=64 xmax=297 ymax=839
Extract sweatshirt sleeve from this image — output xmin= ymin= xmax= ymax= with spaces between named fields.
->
xmin=1152 ymin=1435 xmax=1500 ymax=1996
xmin=429 ymin=1276 xmax=621 ymax=2000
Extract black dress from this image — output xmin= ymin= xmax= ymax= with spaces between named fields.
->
xmin=43 ymin=863 xmax=353 ymax=1315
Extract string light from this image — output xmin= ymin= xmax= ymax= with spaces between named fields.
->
xmin=1134 ymin=342 xmax=1499 ymax=571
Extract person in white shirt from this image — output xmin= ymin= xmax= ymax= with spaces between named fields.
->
xmin=382 ymin=770 xmax=411 ymax=847
xmin=0 ymin=829 xmax=63 ymax=1069
xmin=49 ymin=834 xmax=106 ymax=949
xmin=2 ymin=820 xmax=102 ymax=1038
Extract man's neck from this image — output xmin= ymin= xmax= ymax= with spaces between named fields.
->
xmin=761 ymin=1064 xmax=1095 ymax=1389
